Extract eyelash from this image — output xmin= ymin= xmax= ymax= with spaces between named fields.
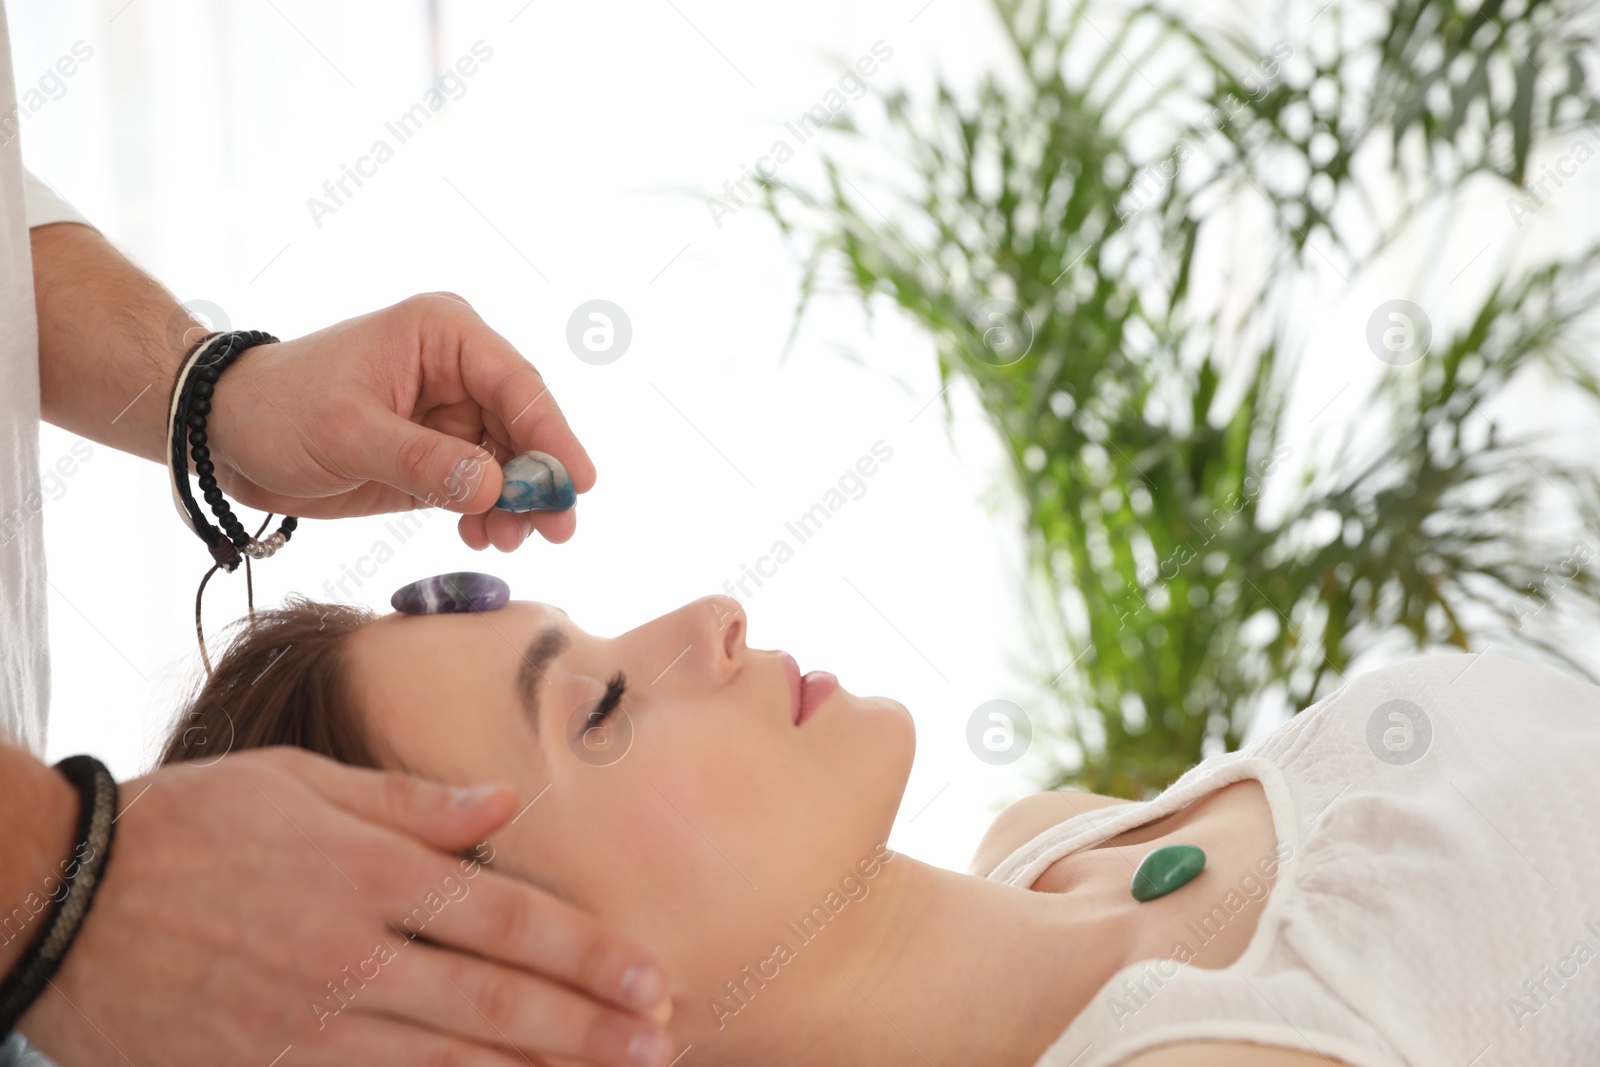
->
xmin=586 ymin=671 xmax=628 ymax=727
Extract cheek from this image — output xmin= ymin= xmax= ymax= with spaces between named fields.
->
xmin=560 ymin=782 xmax=706 ymax=892
xmin=631 ymin=701 xmax=912 ymax=885
xmin=537 ymin=706 xmax=914 ymax=994
xmin=577 ymin=738 xmax=782 ymax=888
xmin=545 ymin=731 xmax=817 ymax=957
xmin=543 ymin=768 xmax=753 ymax=979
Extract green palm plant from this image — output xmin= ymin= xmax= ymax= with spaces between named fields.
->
xmin=762 ymin=0 xmax=1600 ymax=795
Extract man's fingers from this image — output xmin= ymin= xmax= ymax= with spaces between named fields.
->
xmin=458 ymin=509 xmax=493 ymax=551
xmin=461 ymin=504 xmax=579 ymax=552
xmin=478 ymin=426 xmax=517 ymax=466
xmin=457 ymin=427 xmax=535 ymax=551
xmin=484 ymin=427 xmax=579 ymax=548
xmin=357 ymin=410 xmax=504 ymax=515
xmin=267 ymin=748 xmax=519 ymax=852
xmin=416 ymin=866 xmax=667 ymax=1018
xmin=458 ymin=505 xmax=574 ymax=552
xmin=455 ymin=319 xmax=597 ymax=494
xmin=302 ymin=1012 xmax=546 ymax=1067
xmin=368 ymin=943 xmax=673 ymax=1067
xmin=268 ymin=752 xmax=671 ymax=1028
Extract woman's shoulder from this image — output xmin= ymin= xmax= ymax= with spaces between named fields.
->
xmin=968 ymin=789 xmax=1135 ymax=877
xmin=1305 ymin=649 xmax=1597 ymax=711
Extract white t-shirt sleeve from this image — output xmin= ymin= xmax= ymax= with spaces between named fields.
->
xmin=22 ymin=167 xmax=91 ymax=229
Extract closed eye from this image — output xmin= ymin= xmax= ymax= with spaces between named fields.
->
xmin=583 ymin=671 xmax=628 ymax=733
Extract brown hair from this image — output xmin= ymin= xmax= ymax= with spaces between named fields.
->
xmin=159 ymin=595 xmax=385 ymax=770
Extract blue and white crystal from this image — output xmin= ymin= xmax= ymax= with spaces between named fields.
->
xmin=390 ymin=572 xmax=511 ymax=615
xmin=494 ymin=450 xmax=577 ymax=513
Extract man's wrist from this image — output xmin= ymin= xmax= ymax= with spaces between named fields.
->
xmin=0 ymin=745 xmax=80 ymax=976
xmin=185 ymin=331 xmax=266 ymax=477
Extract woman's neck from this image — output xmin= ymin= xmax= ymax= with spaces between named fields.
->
xmin=683 ymin=853 xmax=1138 ymax=1066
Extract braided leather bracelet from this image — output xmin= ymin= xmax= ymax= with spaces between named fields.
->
xmin=0 ymin=756 xmax=118 ymax=1034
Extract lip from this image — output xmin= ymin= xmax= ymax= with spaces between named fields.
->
xmin=781 ymin=653 xmax=803 ymax=724
xmin=798 ymin=670 xmax=838 ymax=726
xmin=780 ymin=652 xmax=838 ymax=727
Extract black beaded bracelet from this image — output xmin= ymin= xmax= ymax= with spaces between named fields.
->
xmin=165 ymin=330 xmax=299 ymax=568
xmin=165 ymin=330 xmax=301 ymax=672
xmin=0 ymin=756 xmax=118 ymax=1035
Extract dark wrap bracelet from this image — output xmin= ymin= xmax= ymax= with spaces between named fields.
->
xmin=165 ymin=329 xmax=302 ymax=673
xmin=165 ymin=330 xmax=298 ymax=570
xmin=0 ymin=756 xmax=118 ymax=1035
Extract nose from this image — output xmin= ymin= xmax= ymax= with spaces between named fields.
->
xmin=627 ymin=594 xmax=748 ymax=689
xmin=705 ymin=594 xmax=746 ymax=661
xmin=694 ymin=594 xmax=747 ymax=673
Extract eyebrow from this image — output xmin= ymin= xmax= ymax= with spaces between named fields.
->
xmin=516 ymin=624 xmax=570 ymax=737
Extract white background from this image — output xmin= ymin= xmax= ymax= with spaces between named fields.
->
xmin=10 ymin=0 xmax=1600 ymax=872
xmin=9 ymin=0 xmax=1044 ymax=872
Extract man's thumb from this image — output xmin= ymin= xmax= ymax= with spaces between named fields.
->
xmin=290 ymin=755 xmax=520 ymax=851
xmin=365 ymin=414 xmax=502 ymax=513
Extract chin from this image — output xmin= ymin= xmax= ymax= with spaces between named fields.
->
xmin=858 ymin=692 xmax=918 ymax=792
xmin=834 ymin=688 xmax=913 ymax=738
xmin=875 ymin=694 xmax=916 ymax=752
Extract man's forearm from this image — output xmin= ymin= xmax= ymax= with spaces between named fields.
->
xmin=32 ymin=222 xmax=200 ymax=466
xmin=0 ymin=741 xmax=80 ymax=975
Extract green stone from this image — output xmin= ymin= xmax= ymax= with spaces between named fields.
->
xmin=1130 ymin=844 xmax=1206 ymax=902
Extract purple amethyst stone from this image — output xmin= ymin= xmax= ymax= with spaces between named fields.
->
xmin=390 ymin=572 xmax=511 ymax=615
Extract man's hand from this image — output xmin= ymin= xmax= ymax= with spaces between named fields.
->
xmin=203 ymin=293 xmax=597 ymax=552
xmin=32 ymin=224 xmax=592 ymax=552
xmin=18 ymin=749 xmax=674 ymax=1067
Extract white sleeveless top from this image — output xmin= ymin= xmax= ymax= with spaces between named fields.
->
xmin=989 ymin=652 xmax=1600 ymax=1067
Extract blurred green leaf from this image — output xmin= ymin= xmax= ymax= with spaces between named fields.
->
xmin=761 ymin=0 xmax=1600 ymax=796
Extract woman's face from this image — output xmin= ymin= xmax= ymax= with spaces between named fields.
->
xmin=345 ymin=594 xmax=915 ymax=1018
